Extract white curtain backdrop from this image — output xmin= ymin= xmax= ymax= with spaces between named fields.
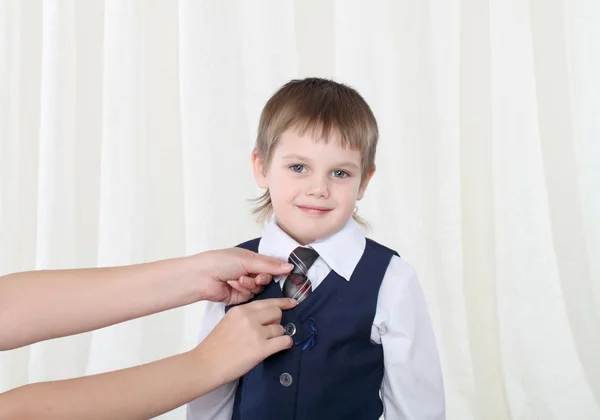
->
xmin=1 ymin=1 xmax=599 ymax=419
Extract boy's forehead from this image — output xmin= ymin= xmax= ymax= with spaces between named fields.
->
xmin=274 ymin=130 xmax=362 ymax=163
xmin=278 ymin=128 xmax=358 ymax=152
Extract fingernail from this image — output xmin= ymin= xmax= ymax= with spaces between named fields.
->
xmin=290 ymin=299 xmax=299 ymax=306
xmin=282 ymin=263 xmax=293 ymax=270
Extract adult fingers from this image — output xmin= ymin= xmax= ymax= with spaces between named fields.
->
xmin=240 ymin=250 xmax=293 ymax=276
xmin=244 ymin=298 xmax=298 ymax=313
xmin=254 ymin=273 xmax=273 ymax=287
xmin=238 ymin=276 xmax=265 ymax=294
xmin=264 ymin=335 xmax=294 ymax=357
xmin=226 ymin=281 xmax=254 ymax=304
xmin=263 ymin=324 xmax=285 ymax=339
xmin=255 ymin=306 xmax=285 ymax=326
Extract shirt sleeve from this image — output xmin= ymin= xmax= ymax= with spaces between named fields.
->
xmin=186 ymin=301 xmax=238 ymax=420
xmin=373 ymin=256 xmax=446 ymax=419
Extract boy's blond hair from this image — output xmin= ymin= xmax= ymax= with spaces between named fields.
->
xmin=252 ymin=78 xmax=378 ymax=227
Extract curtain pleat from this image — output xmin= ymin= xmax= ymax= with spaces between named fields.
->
xmin=1 ymin=1 xmax=598 ymax=418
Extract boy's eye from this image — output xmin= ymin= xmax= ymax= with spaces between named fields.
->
xmin=332 ymin=170 xmax=349 ymax=178
xmin=290 ymin=164 xmax=306 ymax=173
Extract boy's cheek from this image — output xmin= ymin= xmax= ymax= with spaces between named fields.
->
xmin=270 ymin=175 xmax=296 ymax=194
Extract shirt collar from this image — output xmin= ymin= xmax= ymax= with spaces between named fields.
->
xmin=258 ymin=217 xmax=366 ymax=281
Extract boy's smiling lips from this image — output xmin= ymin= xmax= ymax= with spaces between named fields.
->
xmin=295 ymin=204 xmax=333 ymax=215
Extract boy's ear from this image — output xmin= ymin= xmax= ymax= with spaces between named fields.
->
xmin=357 ymin=166 xmax=376 ymax=201
xmin=251 ymin=149 xmax=269 ymax=189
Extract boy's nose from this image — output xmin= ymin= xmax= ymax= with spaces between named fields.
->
xmin=306 ymin=177 xmax=329 ymax=198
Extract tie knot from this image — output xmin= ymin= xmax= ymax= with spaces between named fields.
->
xmin=288 ymin=247 xmax=319 ymax=275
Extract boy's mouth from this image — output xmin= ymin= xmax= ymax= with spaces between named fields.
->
xmin=295 ymin=205 xmax=333 ymax=216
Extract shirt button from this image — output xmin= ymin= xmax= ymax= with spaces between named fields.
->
xmin=279 ymin=372 xmax=293 ymax=387
xmin=284 ymin=323 xmax=296 ymax=337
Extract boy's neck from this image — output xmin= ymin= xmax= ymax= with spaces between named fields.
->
xmin=274 ymin=219 xmax=344 ymax=246
xmin=276 ymin=221 xmax=314 ymax=245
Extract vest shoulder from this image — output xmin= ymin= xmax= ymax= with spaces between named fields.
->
xmin=235 ymin=237 xmax=261 ymax=250
xmin=365 ymin=237 xmax=401 ymax=258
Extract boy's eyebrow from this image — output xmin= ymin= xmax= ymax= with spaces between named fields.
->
xmin=281 ymin=154 xmax=311 ymax=161
xmin=336 ymin=161 xmax=361 ymax=170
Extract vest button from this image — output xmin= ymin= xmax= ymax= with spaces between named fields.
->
xmin=284 ymin=322 xmax=296 ymax=337
xmin=279 ymin=372 xmax=293 ymax=387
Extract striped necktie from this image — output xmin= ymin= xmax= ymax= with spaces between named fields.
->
xmin=282 ymin=246 xmax=319 ymax=303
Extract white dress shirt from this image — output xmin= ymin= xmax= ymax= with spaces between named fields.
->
xmin=187 ymin=218 xmax=445 ymax=420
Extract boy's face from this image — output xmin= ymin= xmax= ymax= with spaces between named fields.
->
xmin=253 ymin=129 xmax=374 ymax=245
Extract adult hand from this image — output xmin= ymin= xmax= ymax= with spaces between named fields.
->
xmin=0 ymin=248 xmax=292 ymax=351
xmin=0 ymin=298 xmax=299 ymax=420
xmin=192 ymin=298 xmax=297 ymax=387
xmin=189 ymin=248 xmax=293 ymax=305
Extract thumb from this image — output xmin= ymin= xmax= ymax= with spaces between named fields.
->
xmin=243 ymin=252 xmax=293 ymax=276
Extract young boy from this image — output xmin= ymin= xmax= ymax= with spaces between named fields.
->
xmin=187 ymin=78 xmax=445 ymax=419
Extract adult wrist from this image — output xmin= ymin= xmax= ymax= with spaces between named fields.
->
xmin=182 ymin=252 xmax=213 ymax=303
xmin=188 ymin=342 xmax=226 ymax=395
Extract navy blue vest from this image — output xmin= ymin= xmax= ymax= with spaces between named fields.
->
xmin=226 ymin=237 xmax=398 ymax=420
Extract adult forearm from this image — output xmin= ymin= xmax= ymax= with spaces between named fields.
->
xmin=0 ymin=296 xmax=296 ymax=420
xmin=0 ymin=257 xmax=197 ymax=350
xmin=0 ymin=349 xmax=219 ymax=420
